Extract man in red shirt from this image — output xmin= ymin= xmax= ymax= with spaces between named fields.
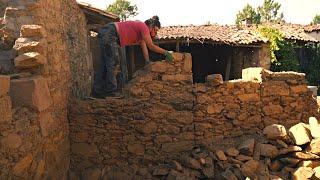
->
xmin=93 ymin=16 xmax=173 ymax=98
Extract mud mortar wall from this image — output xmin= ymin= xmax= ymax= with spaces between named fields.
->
xmin=0 ymin=0 xmax=92 ymax=179
xmin=69 ymin=53 xmax=319 ymax=177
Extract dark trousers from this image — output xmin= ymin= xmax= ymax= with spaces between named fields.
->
xmin=93 ymin=23 xmax=127 ymax=96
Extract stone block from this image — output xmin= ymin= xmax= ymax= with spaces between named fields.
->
xmin=127 ymin=143 xmax=145 ymax=155
xmin=242 ymin=67 xmax=263 ymax=82
xmin=289 ymin=123 xmax=312 ymax=145
xmin=150 ymin=61 xmax=169 ymax=73
xmin=306 ymin=138 xmax=320 ymax=155
xmin=206 ymin=74 xmax=223 ymax=86
xmin=309 ymin=117 xmax=320 ymax=138
xmin=14 ymin=52 xmax=46 ymax=68
xmin=39 ymin=111 xmax=55 ymax=137
xmin=20 ymin=24 xmax=46 ymax=38
xmin=260 ymin=144 xmax=278 ymax=158
xmin=0 ymin=96 xmax=12 ymax=123
xmin=292 ymin=167 xmax=314 ymax=180
xmin=0 ymin=75 xmax=10 ymax=97
xmin=263 ymin=124 xmax=287 ymax=139
xmin=207 ymin=104 xmax=223 ymax=114
xmin=10 ymin=77 xmax=52 ymax=112
xmin=13 ymin=37 xmax=46 ymax=55
xmin=183 ymin=53 xmax=192 ymax=73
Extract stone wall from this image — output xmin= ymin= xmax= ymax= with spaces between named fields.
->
xmin=0 ymin=0 xmax=92 ymax=179
xmin=69 ymin=53 xmax=319 ymax=178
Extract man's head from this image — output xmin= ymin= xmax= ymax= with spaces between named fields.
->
xmin=145 ymin=16 xmax=161 ymax=38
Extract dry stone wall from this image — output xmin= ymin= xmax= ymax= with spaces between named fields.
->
xmin=0 ymin=0 xmax=92 ymax=179
xmin=69 ymin=53 xmax=319 ymax=179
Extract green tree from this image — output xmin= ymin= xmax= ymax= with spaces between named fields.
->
xmin=106 ymin=0 xmax=138 ymax=21
xmin=235 ymin=4 xmax=261 ymax=25
xmin=311 ymin=14 xmax=320 ymax=24
xmin=257 ymin=0 xmax=284 ymax=23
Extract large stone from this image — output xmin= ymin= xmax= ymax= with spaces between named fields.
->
xmin=216 ymin=150 xmax=228 ymax=161
xmin=263 ymin=124 xmax=287 ymax=139
xmin=290 ymin=85 xmax=308 ymax=94
xmin=150 ymin=61 xmax=168 ymax=73
xmin=39 ymin=111 xmax=55 ymax=137
xmin=309 ymin=117 xmax=320 ymax=138
xmin=298 ymin=160 xmax=320 ymax=168
xmin=13 ymin=37 xmax=46 ymax=55
xmin=312 ymin=166 xmax=320 ymax=180
xmin=289 ymin=123 xmax=312 ymax=145
xmin=14 ymin=52 xmax=46 ymax=68
xmin=1 ymin=133 xmax=22 ymax=149
xmin=127 ymin=143 xmax=145 ymax=156
xmin=20 ymin=24 xmax=46 ymax=38
xmin=238 ymin=138 xmax=255 ymax=156
xmin=0 ymin=96 xmax=12 ymax=123
xmin=136 ymin=122 xmax=157 ymax=134
xmin=0 ymin=75 xmax=10 ymax=97
xmin=292 ymin=167 xmax=314 ymax=180
xmin=260 ymin=144 xmax=279 ymax=158
xmin=242 ymin=67 xmax=263 ymax=82
xmin=10 ymin=77 xmax=52 ymax=112
xmin=241 ymin=160 xmax=259 ymax=178
xmin=13 ymin=154 xmax=33 ymax=177
xmin=279 ymin=157 xmax=300 ymax=167
xmin=306 ymin=138 xmax=320 ymax=155
xmin=71 ymin=143 xmax=99 ymax=157
xmin=206 ymin=74 xmax=223 ymax=86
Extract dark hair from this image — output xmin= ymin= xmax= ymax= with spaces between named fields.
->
xmin=145 ymin=15 xmax=161 ymax=28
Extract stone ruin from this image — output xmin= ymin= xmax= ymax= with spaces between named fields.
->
xmin=0 ymin=0 xmax=320 ymax=180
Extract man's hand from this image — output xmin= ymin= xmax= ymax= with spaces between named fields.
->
xmin=164 ymin=51 xmax=174 ymax=64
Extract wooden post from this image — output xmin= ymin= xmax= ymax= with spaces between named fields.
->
xmin=176 ymin=41 xmax=180 ymax=52
xmin=225 ymin=55 xmax=232 ymax=81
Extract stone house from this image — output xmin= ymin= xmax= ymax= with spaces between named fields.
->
xmin=0 ymin=0 xmax=319 ymax=179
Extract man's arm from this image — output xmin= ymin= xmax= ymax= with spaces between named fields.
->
xmin=140 ymin=40 xmax=150 ymax=63
xmin=142 ymin=34 xmax=166 ymax=55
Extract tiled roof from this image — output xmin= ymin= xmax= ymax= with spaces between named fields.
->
xmin=156 ymin=24 xmax=268 ymax=45
xmin=304 ymin=24 xmax=320 ymax=32
xmin=78 ymin=2 xmax=119 ymax=21
xmin=265 ymin=23 xmax=318 ymax=42
xmin=156 ymin=23 xmax=318 ymax=45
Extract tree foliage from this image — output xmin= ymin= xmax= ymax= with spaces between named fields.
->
xmin=106 ymin=0 xmax=138 ymax=21
xmin=311 ymin=14 xmax=320 ymax=24
xmin=257 ymin=0 xmax=284 ymax=23
xmin=235 ymin=0 xmax=284 ymax=25
xmin=236 ymin=4 xmax=261 ymax=25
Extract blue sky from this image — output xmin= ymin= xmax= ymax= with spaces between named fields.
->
xmin=77 ymin=0 xmax=320 ymax=26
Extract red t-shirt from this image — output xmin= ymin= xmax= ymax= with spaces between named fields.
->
xmin=116 ymin=21 xmax=150 ymax=47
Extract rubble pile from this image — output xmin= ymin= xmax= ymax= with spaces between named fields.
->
xmin=99 ymin=117 xmax=320 ymax=180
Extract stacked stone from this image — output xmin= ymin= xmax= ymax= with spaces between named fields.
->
xmin=69 ymin=53 xmax=195 ymax=176
xmin=260 ymin=69 xmax=319 ymax=128
xmin=193 ymin=78 xmax=262 ymax=148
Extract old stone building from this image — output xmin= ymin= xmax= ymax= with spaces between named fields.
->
xmin=0 ymin=0 xmax=320 ymax=179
